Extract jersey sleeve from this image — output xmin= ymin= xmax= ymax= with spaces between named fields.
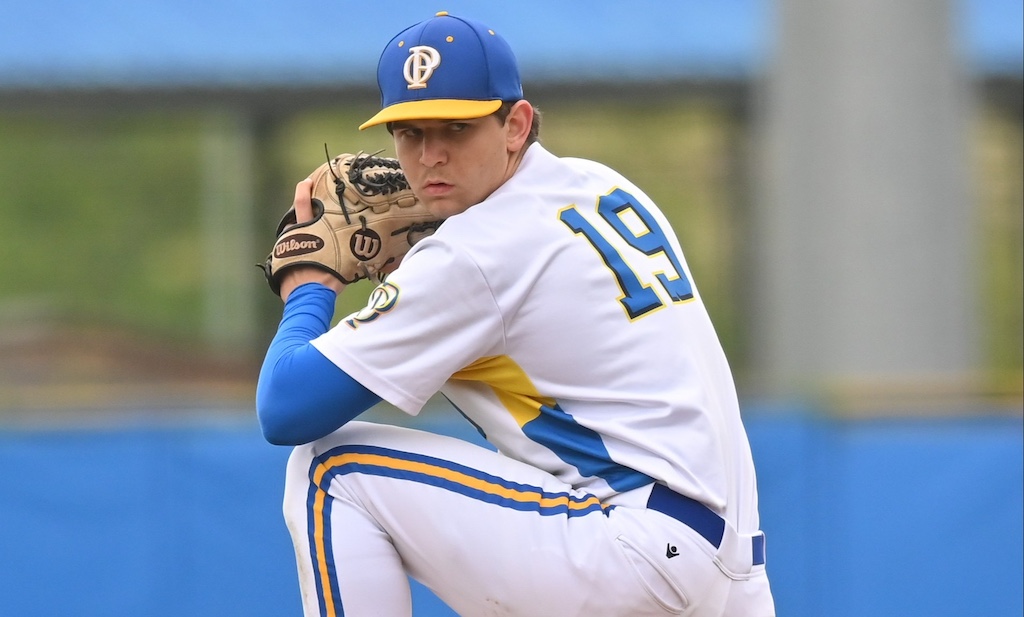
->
xmin=311 ymin=238 xmax=505 ymax=415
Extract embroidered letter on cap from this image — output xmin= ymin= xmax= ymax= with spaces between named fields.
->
xmin=404 ymin=46 xmax=441 ymax=89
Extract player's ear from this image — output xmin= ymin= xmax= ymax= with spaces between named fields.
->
xmin=505 ymin=100 xmax=534 ymax=152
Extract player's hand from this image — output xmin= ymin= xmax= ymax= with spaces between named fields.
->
xmin=278 ymin=178 xmax=347 ymax=302
xmin=261 ymin=152 xmax=441 ymax=300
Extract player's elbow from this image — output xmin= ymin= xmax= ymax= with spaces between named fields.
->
xmin=255 ymin=349 xmax=378 ymax=445
xmin=256 ymin=381 xmax=306 ymax=446
xmin=259 ymin=412 xmax=300 ymax=446
xmin=257 ymin=404 xmax=296 ymax=446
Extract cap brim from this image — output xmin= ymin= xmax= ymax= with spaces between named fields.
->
xmin=359 ymin=99 xmax=504 ymax=130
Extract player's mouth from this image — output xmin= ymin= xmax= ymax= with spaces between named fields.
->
xmin=421 ymin=181 xmax=453 ymax=197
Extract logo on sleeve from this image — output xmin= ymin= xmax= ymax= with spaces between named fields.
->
xmin=343 ymin=281 xmax=400 ymax=329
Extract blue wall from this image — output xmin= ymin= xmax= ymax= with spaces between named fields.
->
xmin=0 ymin=411 xmax=1021 ymax=617
xmin=1 ymin=0 xmax=1020 ymax=88
xmin=747 ymin=413 xmax=1023 ymax=616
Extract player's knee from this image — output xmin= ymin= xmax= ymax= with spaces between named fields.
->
xmin=285 ymin=442 xmax=317 ymax=475
xmin=283 ymin=443 xmax=317 ymax=490
xmin=282 ymin=443 xmax=317 ymax=515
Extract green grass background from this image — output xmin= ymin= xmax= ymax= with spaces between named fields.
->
xmin=0 ymin=99 xmax=1019 ymax=401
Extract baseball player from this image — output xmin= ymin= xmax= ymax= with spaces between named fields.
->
xmin=256 ymin=11 xmax=775 ymax=617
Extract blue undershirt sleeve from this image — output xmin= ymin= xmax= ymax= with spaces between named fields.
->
xmin=256 ymin=283 xmax=382 ymax=445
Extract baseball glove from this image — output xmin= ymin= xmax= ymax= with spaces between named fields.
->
xmin=259 ymin=151 xmax=443 ymax=295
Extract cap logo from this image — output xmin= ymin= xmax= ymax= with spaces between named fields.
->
xmin=403 ymin=45 xmax=441 ymax=90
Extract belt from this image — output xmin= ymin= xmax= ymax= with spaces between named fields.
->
xmin=646 ymin=483 xmax=766 ymax=566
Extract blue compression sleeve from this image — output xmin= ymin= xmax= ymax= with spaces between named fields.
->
xmin=256 ymin=283 xmax=382 ymax=445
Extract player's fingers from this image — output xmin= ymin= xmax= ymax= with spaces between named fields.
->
xmin=293 ymin=178 xmax=315 ymax=223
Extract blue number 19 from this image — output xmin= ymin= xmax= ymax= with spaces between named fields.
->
xmin=559 ymin=188 xmax=693 ymax=320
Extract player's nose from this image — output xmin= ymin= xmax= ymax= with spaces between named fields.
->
xmin=418 ymin=134 xmax=447 ymax=168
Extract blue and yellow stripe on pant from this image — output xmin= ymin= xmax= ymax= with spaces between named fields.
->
xmin=304 ymin=444 xmax=606 ymax=617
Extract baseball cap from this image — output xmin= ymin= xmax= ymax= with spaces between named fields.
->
xmin=359 ymin=12 xmax=523 ymax=130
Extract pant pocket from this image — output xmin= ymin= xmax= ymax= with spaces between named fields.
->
xmin=616 ymin=535 xmax=688 ymax=614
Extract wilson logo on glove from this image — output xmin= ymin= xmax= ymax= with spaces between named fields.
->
xmin=351 ymin=229 xmax=382 ymax=260
xmin=274 ymin=234 xmax=324 ymax=258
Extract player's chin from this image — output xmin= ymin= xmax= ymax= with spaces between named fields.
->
xmin=424 ymin=197 xmax=472 ymax=219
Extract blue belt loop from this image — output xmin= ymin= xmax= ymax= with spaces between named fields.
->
xmin=752 ymin=532 xmax=766 ymax=566
xmin=646 ymin=483 xmax=766 ymax=566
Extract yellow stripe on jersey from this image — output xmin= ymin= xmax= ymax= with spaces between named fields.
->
xmin=450 ymin=355 xmax=552 ymax=428
xmin=448 ymin=355 xmax=653 ymax=494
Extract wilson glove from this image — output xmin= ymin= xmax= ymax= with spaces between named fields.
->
xmin=260 ymin=151 xmax=443 ymax=295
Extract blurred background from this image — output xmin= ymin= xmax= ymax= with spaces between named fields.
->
xmin=0 ymin=1 xmax=1020 ymax=615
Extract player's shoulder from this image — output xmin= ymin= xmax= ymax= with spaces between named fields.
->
xmin=559 ymin=154 xmax=615 ymax=175
xmin=523 ymin=144 xmax=620 ymax=180
xmin=541 ymin=151 xmax=639 ymax=202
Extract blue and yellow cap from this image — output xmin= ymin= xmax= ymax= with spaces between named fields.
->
xmin=359 ymin=12 xmax=523 ymax=130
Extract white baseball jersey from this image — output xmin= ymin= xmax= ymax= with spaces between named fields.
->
xmin=311 ymin=143 xmax=760 ymax=534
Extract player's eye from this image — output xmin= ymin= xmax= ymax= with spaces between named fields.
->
xmin=395 ymin=127 xmax=423 ymax=140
